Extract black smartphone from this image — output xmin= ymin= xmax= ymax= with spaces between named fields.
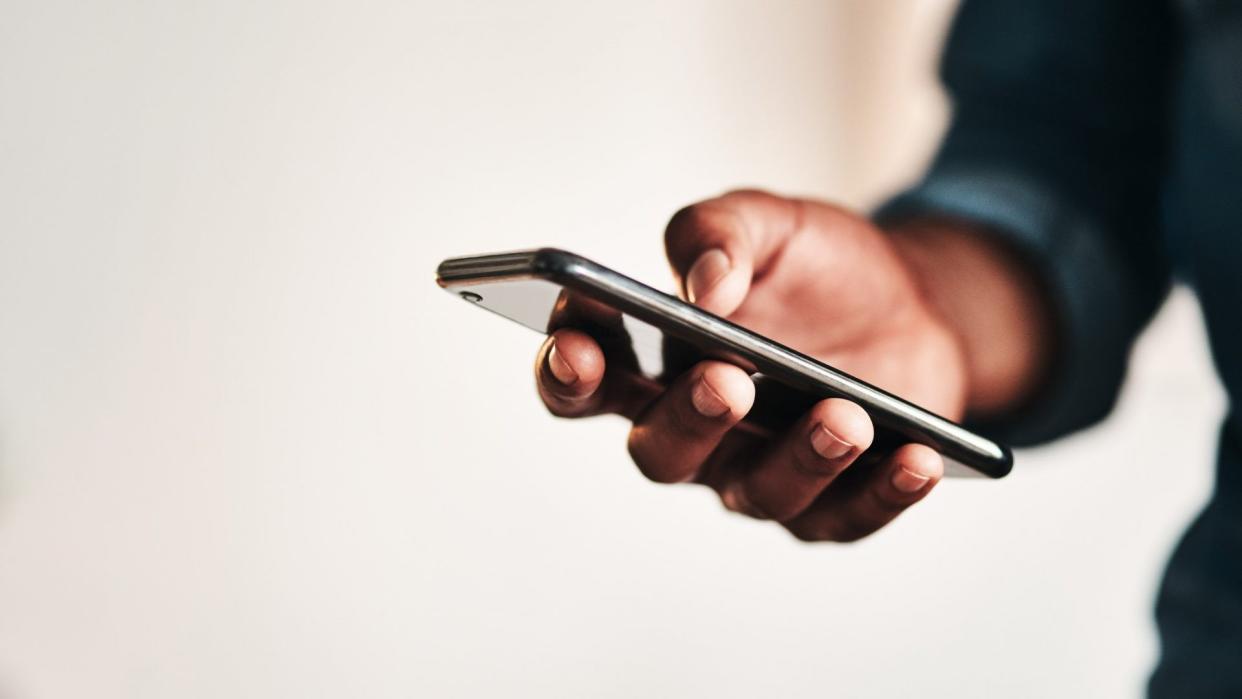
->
xmin=436 ymin=248 xmax=1012 ymax=478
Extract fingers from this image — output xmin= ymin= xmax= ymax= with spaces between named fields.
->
xmin=729 ymin=398 xmax=874 ymax=522
xmin=536 ymin=327 xmax=942 ymax=541
xmin=663 ymin=190 xmax=805 ymax=316
xmin=535 ymin=328 xmax=607 ymax=417
xmin=627 ymin=360 xmax=754 ymax=484
xmin=783 ymin=443 xmax=943 ymax=543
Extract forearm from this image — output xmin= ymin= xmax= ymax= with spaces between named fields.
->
xmin=886 ymin=218 xmax=1055 ymax=418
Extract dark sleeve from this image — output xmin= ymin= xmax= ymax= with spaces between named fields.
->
xmin=875 ymin=0 xmax=1178 ymax=446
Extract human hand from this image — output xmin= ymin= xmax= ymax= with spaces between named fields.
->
xmin=535 ymin=190 xmax=1046 ymax=541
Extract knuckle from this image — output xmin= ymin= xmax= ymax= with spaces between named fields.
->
xmin=833 ymin=514 xmax=874 ymax=542
xmin=793 ymin=449 xmax=850 ymax=479
xmin=784 ymin=515 xmax=855 ymax=543
xmin=665 ymin=202 xmax=718 ymax=241
xmin=868 ymin=485 xmax=915 ymax=515
xmin=626 ymin=432 xmax=683 ymax=484
xmin=787 ymin=513 xmax=872 ymax=544
xmin=785 ymin=522 xmax=826 ymax=543
xmin=722 ymin=485 xmax=772 ymax=519
xmin=831 ymin=526 xmax=869 ymax=544
xmin=538 ymin=380 xmax=586 ymax=413
xmin=542 ymin=396 xmax=583 ymax=419
xmin=542 ymin=400 xmax=570 ymax=417
xmin=757 ymin=501 xmax=799 ymax=523
xmin=721 ymin=187 xmax=773 ymax=202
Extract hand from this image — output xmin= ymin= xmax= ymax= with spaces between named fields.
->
xmin=535 ymin=190 xmax=1048 ymax=541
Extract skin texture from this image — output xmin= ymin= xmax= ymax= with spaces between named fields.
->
xmin=534 ymin=190 xmax=1053 ymax=542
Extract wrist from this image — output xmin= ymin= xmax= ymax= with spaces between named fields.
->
xmin=885 ymin=217 xmax=1054 ymax=418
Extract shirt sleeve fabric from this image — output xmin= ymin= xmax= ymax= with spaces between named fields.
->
xmin=875 ymin=0 xmax=1178 ymax=446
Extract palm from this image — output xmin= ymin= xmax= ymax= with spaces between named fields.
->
xmin=720 ymin=206 xmax=967 ymax=420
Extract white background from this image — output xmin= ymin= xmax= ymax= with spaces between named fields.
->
xmin=0 ymin=1 xmax=1225 ymax=697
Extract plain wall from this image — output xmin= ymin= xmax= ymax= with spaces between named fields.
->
xmin=0 ymin=1 xmax=1225 ymax=697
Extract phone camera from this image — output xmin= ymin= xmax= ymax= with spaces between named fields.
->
xmin=459 ymin=291 xmax=483 ymax=303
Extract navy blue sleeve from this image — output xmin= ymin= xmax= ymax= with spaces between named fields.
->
xmin=876 ymin=0 xmax=1178 ymax=445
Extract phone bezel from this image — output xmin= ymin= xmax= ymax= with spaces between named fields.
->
xmin=437 ymin=248 xmax=1013 ymax=478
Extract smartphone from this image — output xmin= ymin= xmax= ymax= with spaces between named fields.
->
xmin=436 ymin=248 xmax=1012 ymax=478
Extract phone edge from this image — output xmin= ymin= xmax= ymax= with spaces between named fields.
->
xmin=437 ymin=248 xmax=1014 ymax=478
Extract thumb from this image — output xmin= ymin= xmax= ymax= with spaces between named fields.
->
xmin=664 ymin=190 xmax=804 ymax=316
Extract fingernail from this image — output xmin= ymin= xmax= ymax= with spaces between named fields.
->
xmin=686 ymin=248 xmax=731 ymax=304
xmin=690 ymin=375 xmax=730 ymax=417
xmin=809 ymin=423 xmax=852 ymax=460
xmin=547 ymin=342 xmax=578 ymax=385
xmin=891 ymin=464 xmax=932 ymax=493
xmin=722 ymin=485 xmax=767 ymax=518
